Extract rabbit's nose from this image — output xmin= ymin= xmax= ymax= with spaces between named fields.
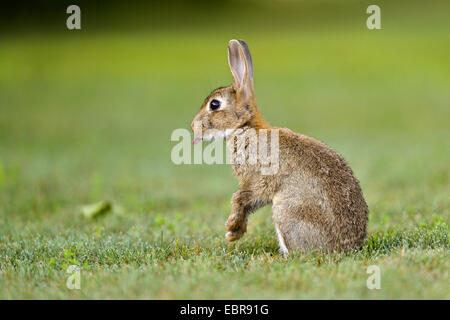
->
xmin=191 ymin=116 xmax=201 ymax=132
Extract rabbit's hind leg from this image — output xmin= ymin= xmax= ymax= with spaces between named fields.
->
xmin=272 ymin=203 xmax=332 ymax=253
xmin=275 ymin=225 xmax=289 ymax=256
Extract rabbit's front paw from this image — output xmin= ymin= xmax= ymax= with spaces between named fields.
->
xmin=226 ymin=229 xmax=244 ymax=242
xmin=225 ymin=221 xmax=247 ymax=242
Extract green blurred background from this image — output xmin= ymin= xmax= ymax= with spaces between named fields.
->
xmin=0 ymin=0 xmax=449 ymax=299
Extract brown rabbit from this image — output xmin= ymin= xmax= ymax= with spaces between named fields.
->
xmin=191 ymin=39 xmax=368 ymax=254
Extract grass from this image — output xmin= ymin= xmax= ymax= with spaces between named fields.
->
xmin=0 ymin=2 xmax=449 ymax=299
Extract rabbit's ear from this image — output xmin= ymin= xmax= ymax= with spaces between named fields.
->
xmin=228 ymin=39 xmax=254 ymax=97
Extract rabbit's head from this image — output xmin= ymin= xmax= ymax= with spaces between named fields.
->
xmin=191 ymin=40 xmax=267 ymax=143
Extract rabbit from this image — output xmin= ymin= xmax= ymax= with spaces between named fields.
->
xmin=190 ymin=39 xmax=368 ymax=254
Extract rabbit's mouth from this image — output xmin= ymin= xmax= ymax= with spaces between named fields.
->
xmin=193 ymin=129 xmax=235 ymax=144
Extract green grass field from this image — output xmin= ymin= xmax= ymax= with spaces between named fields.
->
xmin=0 ymin=2 xmax=449 ymax=299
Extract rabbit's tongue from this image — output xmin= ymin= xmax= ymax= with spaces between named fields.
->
xmin=193 ymin=137 xmax=201 ymax=145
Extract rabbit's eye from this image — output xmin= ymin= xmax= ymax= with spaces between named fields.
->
xmin=210 ymin=99 xmax=221 ymax=111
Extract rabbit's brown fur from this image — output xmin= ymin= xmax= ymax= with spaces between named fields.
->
xmin=191 ymin=40 xmax=368 ymax=253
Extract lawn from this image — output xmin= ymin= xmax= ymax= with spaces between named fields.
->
xmin=0 ymin=1 xmax=449 ymax=299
